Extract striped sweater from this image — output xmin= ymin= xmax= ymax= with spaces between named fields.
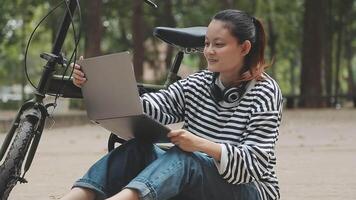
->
xmin=140 ymin=70 xmax=283 ymax=200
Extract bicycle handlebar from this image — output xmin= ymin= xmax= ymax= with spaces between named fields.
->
xmin=48 ymin=75 xmax=166 ymax=99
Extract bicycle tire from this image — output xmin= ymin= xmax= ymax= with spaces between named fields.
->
xmin=0 ymin=117 xmax=37 ymax=200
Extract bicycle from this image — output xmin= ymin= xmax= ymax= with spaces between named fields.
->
xmin=0 ymin=0 xmax=206 ymax=199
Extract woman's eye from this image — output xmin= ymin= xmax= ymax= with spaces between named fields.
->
xmin=215 ymin=43 xmax=224 ymax=47
xmin=204 ymin=42 xmax=210 ymax=46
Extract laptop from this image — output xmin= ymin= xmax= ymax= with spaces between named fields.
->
xmin=78 ymin=51 xmax=171 ymax=142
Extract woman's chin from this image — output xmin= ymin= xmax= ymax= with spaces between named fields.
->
xmin=207 ymin=65 xmax=219 ymax=72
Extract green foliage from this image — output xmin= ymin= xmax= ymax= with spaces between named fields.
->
xmin=0 ymin=100 xmax=21 ymax=110
xmin=0 ymin=0 xmax=355 ymax=105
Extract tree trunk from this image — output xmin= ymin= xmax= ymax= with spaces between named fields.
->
xmin=290 ymin=58 xmax=298 ymax=95
xmin=333 ymin=8 xmax=345 ymax=107
xmin=162 ymin=0 xmax=176 ymax=70
xmin=345 ymin=35 xmax=354 ymax=97
xmin=132 ymin=0 xmax=144 ymax=81
xmin=267 ymin=0 xmax=278 ymax=78
xmin=343 ymin=0 xmax=355 ymax=106
xmin=299 ymin=0 xmax=325 ymax=107
xmin=266 ymin=0 xmax=277 ymax=78
xmin=267 ymin=19 xmax=277 ymax=78
xmin=323 ymin=0 xmax=333 ymax=106
xmin=84 ymin=0 xmax=102 ymax=57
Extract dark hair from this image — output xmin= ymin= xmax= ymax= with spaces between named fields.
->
xmin=213 ymin=9 xmax=268 ymax=84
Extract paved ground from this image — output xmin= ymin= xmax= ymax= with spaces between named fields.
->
xmin=1 ymin=109 xmax=356 ymax=200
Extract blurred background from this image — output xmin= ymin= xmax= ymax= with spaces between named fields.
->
xmin=0 ymin=0 xmax=355 ymax=111
xmin=1 ymin=1 xmax=356 ymax=199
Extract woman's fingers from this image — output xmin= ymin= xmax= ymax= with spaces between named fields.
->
xmin=170 ymin=137 xmax=179 ymax=146
xmin=73 ymin=68 xmax=85 ymax=77
xmin=168 ymin=130 xmax=185 ymax=146
xmin=73 ymin=67 xmax=85 ymax=79
xmin=71 ymin=56 xmax=86 ymax=88
xmin=167 ymin=130 xmax=183 ymax=138
xmin=169 ymin=136 xmax=178 ymax=142
xmin=73 ymin=74 xmax=86 ymax=82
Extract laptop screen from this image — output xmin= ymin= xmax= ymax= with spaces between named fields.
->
xmin=79 ymin=51 xmax=143 ymax=120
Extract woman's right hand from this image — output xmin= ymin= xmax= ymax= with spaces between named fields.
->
xmin=72 ymin=56 xmax=86 ymax=88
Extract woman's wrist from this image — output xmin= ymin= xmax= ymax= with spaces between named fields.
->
xmin=196 ymin=137 xmax=222 ymax=161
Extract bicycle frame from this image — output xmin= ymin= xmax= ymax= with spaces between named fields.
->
xmin=0 ymin=0 xmax=79 ymax=175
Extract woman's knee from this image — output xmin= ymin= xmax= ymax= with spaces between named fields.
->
xmin=164 ymin=147 xmax=210 ymax=176
xmin=60 ymin=187 xmax=96 ymax=200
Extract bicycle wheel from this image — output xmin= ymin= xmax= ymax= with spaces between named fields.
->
xmin=0 ymin=116 xmax=38 ymax=200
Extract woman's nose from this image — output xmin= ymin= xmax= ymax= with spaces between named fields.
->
xmin=204 ymin=45 xmax=215 ymax=55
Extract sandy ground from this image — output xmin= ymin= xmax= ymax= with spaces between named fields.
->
xmin=1 ymin=109 xmax=356 ymax=200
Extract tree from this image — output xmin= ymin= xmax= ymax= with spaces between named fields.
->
xmin=162 ymin=0 xmax=176 ymax=70
xmin=299 ymin=0 xmax=325 ymax=107
xmin=1 ymin=0 xmax=355 ymax=109
xmin=132 ymin=0 xmax=144 ymax=81
xmin=266 ymin=0 xmax=278 ymax=78
xmin=84 ymin=0 xmax=103 ymax=57
xmin=323 ymin=0 xmax=334 ymax=106
xmin=341 ymin=0 xmax=355 ymax=105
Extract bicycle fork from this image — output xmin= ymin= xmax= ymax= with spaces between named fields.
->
xmin=0 ymin=101 xmax=47 ymax=181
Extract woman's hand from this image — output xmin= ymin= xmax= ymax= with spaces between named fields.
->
xmin=71 ymin=56 xmax=86 ymax=88
xmin=168 ymin=129 xmax=222 ymax=161
xmin=168 ymin=129 xmax=204 ymax=152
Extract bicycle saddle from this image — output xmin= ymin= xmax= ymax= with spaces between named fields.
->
xmin=153 ymin=26 xmax=207 ymax=48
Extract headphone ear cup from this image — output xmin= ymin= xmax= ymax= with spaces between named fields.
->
xmin=209 ymin=72 xmax=247 ymax=103
xmin=209 ymin=83 xmax=223 ymax=102
xmin=223 ymin=87 xmax=241 ymax=103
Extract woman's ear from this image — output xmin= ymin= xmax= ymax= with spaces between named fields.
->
xmin=240 ymin=40 xmax=252 ymax=56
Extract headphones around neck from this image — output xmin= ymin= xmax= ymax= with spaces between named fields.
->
xmin=209 ymin=73 xmax=247 ymax=103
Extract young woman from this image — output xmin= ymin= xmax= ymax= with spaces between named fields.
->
xmin=63 ymin=9 xmax=283 ymax=200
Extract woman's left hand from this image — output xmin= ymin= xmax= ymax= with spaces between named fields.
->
xmin=167 ymin=129 xmax=203 ymax=152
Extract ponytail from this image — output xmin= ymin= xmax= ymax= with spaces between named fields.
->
xmin=238 ymin=17 xmax=268 ymax=84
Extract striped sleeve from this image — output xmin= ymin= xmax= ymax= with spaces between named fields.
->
xmin=218 ymin=111 xmax=280 ymax=182
xmin=217 ymin=79 xmax=283 ymax=190
xmin=140 ymin=80 xmax=186 ymax=125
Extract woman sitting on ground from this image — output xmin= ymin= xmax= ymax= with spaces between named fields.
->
xmin=63 ymin=9 xmax=283 ymax=200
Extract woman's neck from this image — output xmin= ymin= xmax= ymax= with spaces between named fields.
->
xmin=219 ymin=71 xmax=241 ymax=87
xmin=218 ymin=61 xmax=245 ymax=87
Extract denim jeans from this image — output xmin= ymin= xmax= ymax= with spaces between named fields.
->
xmin=73 ymin=139 xmax=261 ymax=200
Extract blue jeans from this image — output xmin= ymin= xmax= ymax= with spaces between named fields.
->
xmin=73 ymin=139 xmax=261 ymax=200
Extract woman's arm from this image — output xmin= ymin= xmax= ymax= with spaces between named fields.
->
xmin=167 ymin=129 xmax=222 ymax=161
xmin=141 ymin=80 xmax=186 ymax=125
xmin=218 ymin=110 xmax=281 ymax=184
xmin=197 ymin=138 xmax=222 ymax=161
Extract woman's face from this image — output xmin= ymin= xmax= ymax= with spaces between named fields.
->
xmin=204 ymin=20 xmax=249 ymax=76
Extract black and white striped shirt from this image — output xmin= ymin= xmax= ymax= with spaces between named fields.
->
xmin=141 ymin=70 xmax=283 ymax=200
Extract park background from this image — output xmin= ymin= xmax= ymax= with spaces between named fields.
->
xmin=0 ymin=0 xmax=356 ymax=199
xmin=0 ymin=0 xmax=355 ymax=109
